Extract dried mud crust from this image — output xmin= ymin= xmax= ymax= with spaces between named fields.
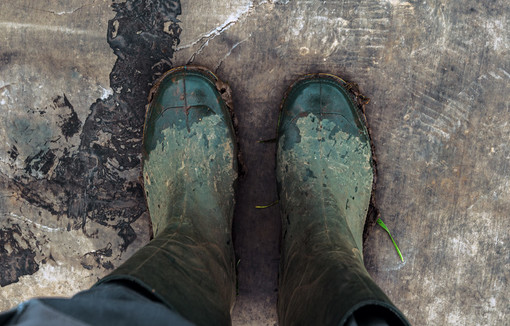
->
xmin=276 ymin=73 xmax=380 ymax=246
xmin=144 ymin=65 xmax=245 ymax=175
xmin=142 ymin=65 xmax=245 ymax=238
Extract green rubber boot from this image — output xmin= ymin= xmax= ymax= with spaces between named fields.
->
xmin=276 ymin=74 xmax=410 ymax=326
xmin=97 ymin=66 xmax=238 ymax=326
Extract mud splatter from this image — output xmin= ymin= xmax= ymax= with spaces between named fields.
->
xmin=7 ymin=145 xmax=18 ymax=160
xmin=0 ymin=225 xmax=39 ymax=287
xmin=2 ymin=0 xmax=182 ymax=286
xmin=54 ymin=94 xmax=81 ymax=140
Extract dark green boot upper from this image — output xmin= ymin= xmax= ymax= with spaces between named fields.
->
xmin=98 ymin=66 xmax=237 ymax=326
xmin=276 ymin=74 xmax=410 ymax=326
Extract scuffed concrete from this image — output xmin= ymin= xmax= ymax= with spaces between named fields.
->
xmin=1 ymin=0 xmax=508 ymax=325
xmin=174 ymin=0 xmax=509 ymax=325
xmin=0 ymin=0 xmax=177 ymax=310
xmin=177 ymin=0 xmax=258 ymax=62
xmin=0 ymin=0 xmax=118 ymax=309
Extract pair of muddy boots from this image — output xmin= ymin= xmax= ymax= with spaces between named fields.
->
xmin=98 ymin=66 xmax=410 ymax=326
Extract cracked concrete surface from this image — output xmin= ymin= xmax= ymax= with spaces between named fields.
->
xmin=177 ymin=0 xmax=267 ymax=64
xmin=1 ymin=0 xmax=509 ymax=325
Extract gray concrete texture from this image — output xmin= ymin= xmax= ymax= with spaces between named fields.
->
xmin=1 ymin=0 xmax=508 ymax=325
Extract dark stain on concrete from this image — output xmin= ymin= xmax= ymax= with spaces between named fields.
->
xmin=24 ymin=150 xmax=56 ymax=176
xmin=7 ymin=145 xmax=18 ymax=161
xmin=0 ymin=225 xmax=39 ymax=287
xmin=0 ymin=51 xmax=17 ymax=69
xmin=54 ymin=94 xmax=81 ymax=140
xmin=115 ymin=222 xmax=138 ymax=251
xmin=81 ymin=243 xmax=113 ymax=271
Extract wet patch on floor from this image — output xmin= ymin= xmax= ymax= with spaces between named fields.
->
xmin=0 ymin=0 xmax=181 ymax=302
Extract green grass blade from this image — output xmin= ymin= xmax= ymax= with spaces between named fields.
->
xmin=376 ymin=218 xmax=404 ymax=262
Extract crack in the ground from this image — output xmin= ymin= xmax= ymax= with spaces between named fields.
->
xmin=215 ymin=37 xmax=250 ymax=72
xmin=180 ymin=0 xmax=268 ymax=64
xmin=13 ymin=2 xmax=96 ymax=16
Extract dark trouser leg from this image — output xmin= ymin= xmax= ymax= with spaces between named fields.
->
xmin=97 ymin=222 xmax=236 ymax=326
xmin=0 ymin=282 xmax=193 ymax=326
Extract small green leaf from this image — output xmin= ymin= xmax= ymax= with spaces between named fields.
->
xmin=377 ymin=218 xmax=404 ymax=262
xmin=257 ymin=138 xmax=277 ymax=143
xmin=255 ymin=200 xmax=279 ymax=209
